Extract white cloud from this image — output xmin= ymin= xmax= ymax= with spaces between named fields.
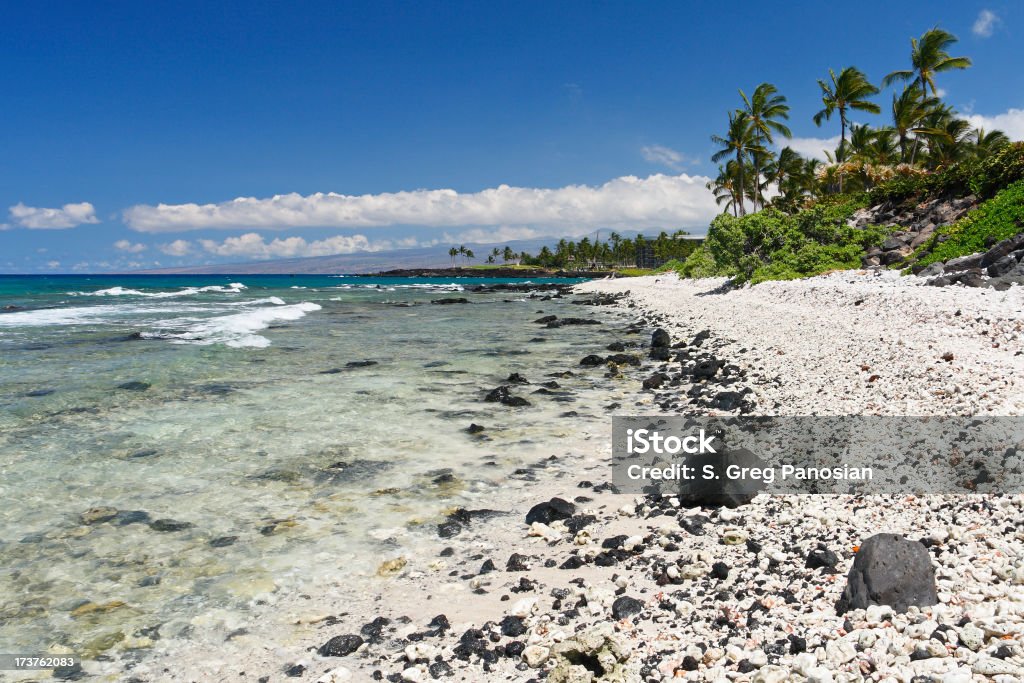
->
xmin=122 ymin=173 xmax=718 ymax=234
xmin=963 ymin=108 xmax=1024 ymax=141
xmin=196 ymin=233 xmax=388 ymax=260
xmin=785 ymin=135 xmax=840 ymax=162
xmin=641 ymin=145 xmax=686 ymax=170
xmin=114 ymin=239 xmax=147 ymax=253
xmin=8 ymin=202 xmax=99 ymax=229
xmin=159 ymin=239 xmax=194 ymax=257
xmin=45 ymin=260 xmax=60 ymax=269
xmin=973 ymin=9 xmax=999 ymax=37
xmin=443 ymin=226 xmax=543 ymax=244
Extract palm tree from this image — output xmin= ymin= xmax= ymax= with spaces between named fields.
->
xmin=502 ymin=246 xmax=515 ymax=264
xmin=971 ymin=128 xmax=1010 ymax=159
xmin=882 ymin=27 xmax=971 ymax=96
xmin=865 ymin=127 xmax=900 ymax=166
xmin=847 ymin=124 xmax=876 ymax=161
xmin=890 ymin=85 xmax=940 ymax=162
xmin=457 ymin=244 xmax=467 ymax=266
xmin=464 ymin=248 xmax=475 ymax=265
xmin=706 ymin=162 xmax=744 ymax=216
xmin=813 ymin=67 xmax=880 ymax=191
xmin=739 ymin=83 xmax=791 ymax=211
xmin=711 ymin=111 xmax=760 ymax=215
xmin=764 ymin=146 xmax=809 ymax=210
xmin=448 ymin=246 xmax=458 ymax=266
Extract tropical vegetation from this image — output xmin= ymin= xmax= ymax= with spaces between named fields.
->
xmin=685 ymin=25 xmax=1019 ymax=284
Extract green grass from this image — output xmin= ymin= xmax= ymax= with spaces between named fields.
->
xmin=614 ymin=268 xmax=658 ymax=277
xmin=467 ymin=264 xmax=545 ymax=270
xmin=912 ymin=179 xmax=1024 ymax=268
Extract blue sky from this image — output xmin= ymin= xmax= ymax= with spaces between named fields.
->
xmin=1 ymin=1 xmax=1022 ymax=272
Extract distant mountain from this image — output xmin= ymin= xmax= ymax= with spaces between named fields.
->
xmin=137 ymin=238 xmax=568 ymax=274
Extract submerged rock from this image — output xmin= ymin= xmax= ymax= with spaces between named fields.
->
xmin=377 ymin=557 xmax=407 ymax=577
xmin=483 ymin=386 xmax=530 ymax=407
xmin=80 ymin=507 xmax=118 ymax=525
xmin=345 ymin=360 xmax=378 ymax=368
xmin=148 ymin=519 xmax=193 ymax=532
xmin=836 ymin=533 xmax=938 ymax=614
xmin=117 ymin=381 xmax=151 ymax=391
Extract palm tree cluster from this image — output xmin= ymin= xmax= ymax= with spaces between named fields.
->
xmin=476 ymin=230 xmax=697 ymax=270
xmin=708 ymin=28 xmax=1010 ymax=215
xmin=521 ymin=230 xmax=695 ymax=269
xmin=447 ymin=244 xmax=476 ymax=266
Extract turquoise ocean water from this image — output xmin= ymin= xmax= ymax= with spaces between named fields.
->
xmin=0 ymin=273 xmax=628 ymax=672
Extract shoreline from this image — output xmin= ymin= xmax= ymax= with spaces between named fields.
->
xmin=67 ymin=271 xmax=1024 ymax=682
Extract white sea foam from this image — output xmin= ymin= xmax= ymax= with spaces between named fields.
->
xmin=73 ymin=283 xmax=248 ymax=298
xmin=151 ymin=302 xmax=322 ymax=348
xmin=0 ymin=303 xmax=206 ymax=328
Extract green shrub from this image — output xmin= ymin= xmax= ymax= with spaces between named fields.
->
xmin=676 ymin=244 xmax=724 ymax=278
xmin=870 ymin=142 xmax=1024 ymax=204
xmin=695 ymin=195 xmax=880 ymax=284
xmin=913 ymin=179 xmax=1024 ymax=267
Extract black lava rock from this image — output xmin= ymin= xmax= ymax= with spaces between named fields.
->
xmin=806 ymin=546 xmax=839 ymax=570
xmin=836 ymin=533 xmax=938 ymax=614
xmin=284 ymin=663 xmax=306 ymax=677
xmin=318 ymin=633 xmax=364 ymax=657
xmin=428 ymin=660 xmax=454 ymax=678
xmin=499 ymin=615 xmax=527 ymax=637
xmin=611 ymin=595 xmax=644 ymax=620
xmin=651 ymin=328 xmax=671 ymax=348
xmin=642 ymin=372 xmax=666 ymax=390
xmin=525 ymin=497 xmax=575 ymax=525
xmin=506 ymin=553 xmax=530 ymax=571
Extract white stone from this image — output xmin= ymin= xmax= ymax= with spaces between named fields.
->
xmin=825 ymin=639 xmax=857 ymax=664
xmin=510 ymin=597 xmax=537 ymax=618
xmin=316 ymin=668 xmax=352 ymax=683
xmin=751 ymin=665 xmax=789 ymax=683
xmin=523 ymin=645 xmax=550 ymax=668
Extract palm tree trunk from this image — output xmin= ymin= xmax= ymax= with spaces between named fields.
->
xmin=839 ymin=113 xmax=847 ymax=194
xmin=736 ymin=150 xmax=746 ymax=216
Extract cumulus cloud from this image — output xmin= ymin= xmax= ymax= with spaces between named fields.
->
xmin=196 ymin=233 xmax=390 ymax=260
xmin=962 ymin=108 xmax=1024 ymax=142
xmin=8 ymin=202 xmax=99 ymax=229
xmin=114 ymin=239 xmax=147 ymax=253
xmin=785 ymin=135 xmax=841 ymax=162
xmin=641 ymin=145 xmax=686 ymax=170
xmin=122 ymin=173 xmax=718 ymax=234
xmin=159 ymin=239 xmax=194 ymax=257
xmin=973 ymin=9 xmax=999 ymax=37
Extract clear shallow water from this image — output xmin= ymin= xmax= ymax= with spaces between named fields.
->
xmin=0 ymin=274 xmax=627 ymax=670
